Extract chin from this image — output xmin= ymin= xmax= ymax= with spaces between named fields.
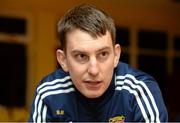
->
xmin=86 ymin=95 xmax=100 ymax=99
xmin=85 ymin=92 xmax=103 ymax=99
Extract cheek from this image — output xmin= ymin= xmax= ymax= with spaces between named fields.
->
xmin=68 ymin=68 xmax=82 ymax=88
xmin=67 ymin=61 xmax=86 ymax=81
xmin=105 ymin=65 xmax=114 ymax=78
xmin=102 ymin=60 xmax=115 ymax=78
xmin=106 ymin=57 xmax=116 ymax=70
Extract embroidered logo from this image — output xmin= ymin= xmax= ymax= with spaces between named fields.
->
xmin=56 ymin=109 xmax=64 ymax=115
xmin=109 ymin=115 xmax=125 ymax=123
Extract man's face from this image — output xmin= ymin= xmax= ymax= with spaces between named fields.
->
xmin=57 ymin=29 xmax=120 ymax=98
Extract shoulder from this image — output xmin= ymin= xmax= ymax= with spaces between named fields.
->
xmin=114 ymin=62 xmax=160 ymax=95
xmin=115 ymin=62 xmax=157 ymax=85
xmin=40 ymin=69 xmax=70 ymax=83
xmin=30 ymin=69 xmax=76 ymax=122
xmin=35 ymin=69 xmax=75 ymax=101
xmin=114 ymin=62 xmax=162 ymax=107
xmin=114 ymin=62 xmax=168 ymax=122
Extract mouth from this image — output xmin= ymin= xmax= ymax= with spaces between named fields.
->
xmin=83 ymin=80 xmax=102 ymax=89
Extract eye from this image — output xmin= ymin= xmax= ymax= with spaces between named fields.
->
xmin=75 ymin=54 xmax=89 ymax=63
xmin=98 ymin=51 xmax=109 ymax=61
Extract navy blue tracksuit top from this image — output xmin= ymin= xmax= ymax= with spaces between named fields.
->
xmin=29 ymin=62 xmax=168 ymax=122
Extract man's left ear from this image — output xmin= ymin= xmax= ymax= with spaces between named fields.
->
xmin=114 ymin=44 xmax=121 ymax=68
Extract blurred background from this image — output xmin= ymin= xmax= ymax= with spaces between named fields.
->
xmin=0 ymin=0 xmax=180 ymax=121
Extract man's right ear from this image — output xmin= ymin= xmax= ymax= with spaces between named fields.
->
xmin=56 ymin=49 xmax=69 ymax=72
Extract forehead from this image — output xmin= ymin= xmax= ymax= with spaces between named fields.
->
xmin=65 ymin=29 xmax=113 ymax=52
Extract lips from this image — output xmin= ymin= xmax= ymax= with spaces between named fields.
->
xmin=83 ymin=80 xmax=102 ymax=89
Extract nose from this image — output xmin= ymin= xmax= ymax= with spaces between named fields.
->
xmin=87 ymin=57 xmax=100 ymax=76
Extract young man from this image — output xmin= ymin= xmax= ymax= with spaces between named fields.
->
xmin=29 ymin=4 xmax=168 ymax=122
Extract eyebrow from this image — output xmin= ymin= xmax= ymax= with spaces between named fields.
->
xmin=97 ymin=47 xmax=112 ymax=53
xmin=71 ymin=46 xmax=112 ymax=54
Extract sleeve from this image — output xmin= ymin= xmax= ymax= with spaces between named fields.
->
xmin=28 ymin=91 xmax=52 ymax=122
xmin=131 ymin=80 xmax=168 ymax=122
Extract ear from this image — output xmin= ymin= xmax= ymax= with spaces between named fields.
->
xmin=114 ymin=44 xmax=121 ymax=68
xmin=56 ymin=49 xmax=69 ymax=72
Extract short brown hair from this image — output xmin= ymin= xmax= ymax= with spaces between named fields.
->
xmin=57 ymin=4 xmax=116 ymax=51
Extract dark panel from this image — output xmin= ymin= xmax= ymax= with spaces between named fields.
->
xmin=0 ymin=42 xmax=27 ymax=107
xmin=138 ymin=55 xmax=167 ymax=82
xmin=174 ymin=36 xmax=180 ymax=51
xmin=138 ymin=30 xmax=167 ymax=50
xmin=116 ymin=26 xmax=130 ymax=47
xmin=0 ymin=16 xmax=26 ymax=34
xmin=168 ymin=57 xmax=180 ymax=120
xmin=173 ymin=57 xmax=180 ymax=75
xmin=172 ymin=0 xmax=180 ymax=2
xmin=138 ymin=55 xmax=167 ymax=98
xmin=120 ymin=52 xmax=130 ymax=64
